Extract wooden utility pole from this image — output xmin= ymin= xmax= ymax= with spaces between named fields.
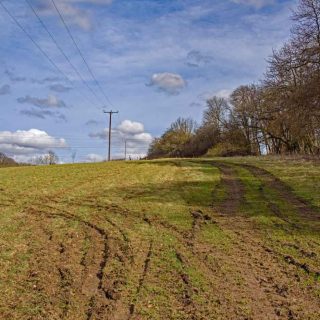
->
xmin=103 ymin=110 xmax=119 ymax=161
xmin=124 ymin=140 xmax=127 ymax=161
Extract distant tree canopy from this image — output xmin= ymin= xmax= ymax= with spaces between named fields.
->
xmin=148 ymin=0 xmax=320 ymax=159
xmin=0 ymin=153 xmax=16 ymax=165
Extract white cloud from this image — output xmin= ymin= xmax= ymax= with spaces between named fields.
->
xmin=0 ymin=129 xmax=67 ymax=156
xmin=198 ymin=88 xmax=233 ymax=101
xmin=116 ymin=120 xmax=144 ymax=135
xmin=89 ymin=120 xmax=152 ymax=158
xmin=190 ymin=88 xmax=233 ymax=108
xmin=85 ymin=153 xmax=104 ymax=162
xmin=231 ymin=0 xmax=275 ymax=8
xmin=149 ymin=73 xmax=186 ymax=95
xmin=90 ymin=120 xmax=152 ymax=143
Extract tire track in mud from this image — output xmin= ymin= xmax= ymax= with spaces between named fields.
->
xmin=235 ymin=164 xmax=320 ymax=280
xmin=44 ymin=200 xmax=157 ymax=320
xmin=41 ymin=209 xmax=111 ymax=319
xmin=210 ymin=162 xmax=320 ymax=319
xmin=139 ymin=215 xmax=204 ymax=319
xmin=127 ymin=240 xmax=153 ymax=319
xmin=28 ymin=203 xmax=135 ymax=320
xmin=47 ymin=198 xmax=135 ymax=266
xmin=239 ymin=164 xmax=320 ymax=221
xmin=174 ymin=250 xmax=198 ymax=319
xmin=210 ymin=161 xmax=245 ymax=215
xmin=46 ymin=206 xmax=137 ymax=320
xmin=146 ymin=210 xmax=230 ymax=318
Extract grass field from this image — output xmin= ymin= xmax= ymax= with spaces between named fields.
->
xmin=0 ymin=158 xmax=319 ymax=319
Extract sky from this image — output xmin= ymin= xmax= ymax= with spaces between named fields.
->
xmin=0 ymin=0 xmax=297 ymax=163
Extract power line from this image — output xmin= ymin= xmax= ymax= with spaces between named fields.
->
xmin=25 ymin=0 xmax=103 ymax=107
xmin=51 ymin=0 xmax=114 ymax=108
xmin=0 ymin=1 xmax=70 ymax=82
xmin=0 ymin=1 xmax=94 ymax=108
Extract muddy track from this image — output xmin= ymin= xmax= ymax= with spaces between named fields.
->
xmin=43 ymin=210 xmax=112 ymax=319
xmin=238 ymin=163 xmax=320 ymax=221
xmin=47 ymin=208 xmax=137 ymax=320
xmin=210 ymin=162 xmax=245 ymax=214
xmin=27 ymin=204 xmax=135 ymax=320
xmin=209 ymin=162 xmax=320 ymax=319
xmin=43 ymin=200 xmax=157 ymax=320
xmin=175 ymin=250 xmax=197 ymax=319
xmin=128 ymin=240 xmax=153 ymax=320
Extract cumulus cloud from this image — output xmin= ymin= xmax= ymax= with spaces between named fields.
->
xmin=17 ymin=94 xmax=68 ymax=108
xmin=0 ymin=129 xmax=67 ymax=157
xmin=116 ymin=120 xmax=144 ymax=135
xmin=0 ymin=84 xmax=10 ymax=95
xmin=89 ymin=120 xmax=152 ymax=158
xmin=90 ymin=120 xmax=152 ymax=143
xmin=148 ymin=72 xmax=186 ymax=95
xmin=49 ymin=84 xmax=72 ymax=93
xmin=231 ymin=0 xmax=275 ymax=8
xmin=186 ymin=50 xmax=214 ymax=68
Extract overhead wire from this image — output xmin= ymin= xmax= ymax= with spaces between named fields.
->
xmin=51 ymin=0 xmax=115 ymax=108
xmin=25 ymin=0 xmax=104 ymax=107
xmin=0 ymin=1 xmax=96 ymax=108
xmin=0 ymin=1 xmax=70 ymax=82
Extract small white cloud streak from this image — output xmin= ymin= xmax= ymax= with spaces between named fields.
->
xmin=231 ymin=0 xmax=275 ymax=8
xmin=35 ymin=0 xmax=113 ymax=31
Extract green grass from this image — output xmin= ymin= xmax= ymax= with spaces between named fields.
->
xmin=0 ymin=157 xmax=319 ymax=319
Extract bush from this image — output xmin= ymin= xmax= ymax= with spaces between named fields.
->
xmin=206 ymin=142 xmax=251 ymax=157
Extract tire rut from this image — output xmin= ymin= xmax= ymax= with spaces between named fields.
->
xmin=128 ymin=240 xmax=153 ymax=320
xmin=210 ymin=162 xmax=320 ymax=319
xmin=239 ymin=164 xmax=320 ymax=222
xmin=27 ymin=205 xmax=134 ymax=319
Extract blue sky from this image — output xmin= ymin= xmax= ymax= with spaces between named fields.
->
xmin=0 ymin=0 xmax=296 ymax=162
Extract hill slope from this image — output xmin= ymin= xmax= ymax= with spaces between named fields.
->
xmin=0 ymin=158 xmax=319 ymax=319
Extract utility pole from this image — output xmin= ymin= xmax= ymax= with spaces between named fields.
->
xmin=103 ymin=110 xmax=119 ymax=161
xmin=124 ymin=139 xmax=127 ymax=161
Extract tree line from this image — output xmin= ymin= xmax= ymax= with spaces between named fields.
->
xmin=148 ymin=0 xmax=320 ymax=158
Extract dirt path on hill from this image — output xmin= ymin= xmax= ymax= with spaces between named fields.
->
xmin=206 ymin=162 xmax=320 ymax=320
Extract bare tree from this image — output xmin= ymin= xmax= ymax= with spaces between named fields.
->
xmin=71 ymin=150 xmax=77 ymax=164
